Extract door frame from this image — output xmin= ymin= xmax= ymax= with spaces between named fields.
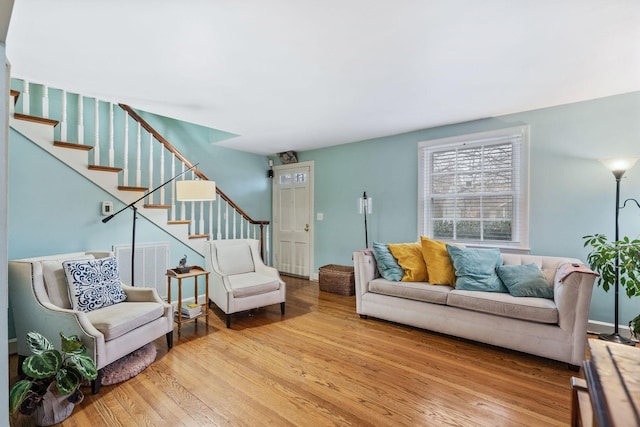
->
xmin=272 ymin=160 xmax=315 ymax=279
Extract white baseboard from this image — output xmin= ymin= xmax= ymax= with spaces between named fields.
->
xmin=587 ymin=320 xmax=638 ymax=342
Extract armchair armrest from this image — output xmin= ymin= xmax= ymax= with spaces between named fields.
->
xmin=121 ymin=284 xmax=168 ymax=305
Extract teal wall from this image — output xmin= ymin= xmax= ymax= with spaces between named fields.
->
xmin=300 ymin=91 xmax=640 ymax=326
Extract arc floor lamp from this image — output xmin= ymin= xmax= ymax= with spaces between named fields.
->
xmin=599 ymin=157 xmax=639 ymax=345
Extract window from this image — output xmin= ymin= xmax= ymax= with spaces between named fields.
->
xmin=418 ymin=126 xmax=529 ymax=250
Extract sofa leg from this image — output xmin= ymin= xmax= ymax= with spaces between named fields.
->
xmin=92 ymin=370 xmax=102 ymax=394
xmin=226 ymin=314 xmax=231 ymax=328
xmin=359 ymin=314 xmax=368 ymax=319
xmin=166 ymin=331 xmax=173 ymax=349
xmin=280 ymin=302 xmax=285 ymax=315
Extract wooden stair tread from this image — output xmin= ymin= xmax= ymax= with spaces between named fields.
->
xmin=118 ymin=185 xmax=147 ymax=192
xmin=14 ymin=113 xmax=59 ymax=127
xmin=168 ymin=220 xmax=191 ymax=225
xmin=10 ymin=90 xmax=19 ymax=105
xmin=54 ymin=141 xmax=93 ymax=151
xmin=188 ymin=234 xmax=210 ymax=240
xmin=143 ymin=204 xmax=171 ymax=209
xmin=88 ymin=165 xmax=122 ymax=173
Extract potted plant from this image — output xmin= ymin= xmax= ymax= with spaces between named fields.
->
xmin=630 ymin=314 xmax=640 ymax=341
xmin=9 ymin=331 xmax=98 ymax=426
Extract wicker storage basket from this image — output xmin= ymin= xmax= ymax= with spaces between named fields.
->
xmin=319 ymin=264 xmax=355 ymax=296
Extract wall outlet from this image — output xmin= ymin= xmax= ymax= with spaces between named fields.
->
xmin=102 ymin=201 xmax=113 ymax=216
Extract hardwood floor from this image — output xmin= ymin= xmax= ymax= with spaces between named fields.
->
xmin=9 ymin=276 xmax=583 ymax=426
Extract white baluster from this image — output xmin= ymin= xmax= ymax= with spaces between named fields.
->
xmin=93 ymin=99 xmax=100 ymax=165
xmin=216 ymin=197 xmax=222 ymax=240
xmin=208 ymin=200 xmax=214 ymax=239
xmin=108 ymin=103 xmax=114 ymax=167
xmin=240 ymin=217 xmax=244 ymax=239
xmin=199 ymin=202 xmax=205 ymax=235
xmin=265 ymin=225 xmax=270 ymax=265
xmin=170 ymin=155 xmax=176 ymax=221
xmin=148 ymin=134 xmax=154 ymax=204
xmin=77 ymin=95 xmax=84 ymax=145
xmin=22 ymin=80 xmax=30 ymax=114
xmin=136 ymin=123 xmax=142 ymax=187
xmin=180 ymin=165 xmax=186 ymax=221
xmin=233 ymin=209 xmax=237 ymax=239
xmin=159 ymin=147 xmax=165 ymax=204
xmin=60 ymin=90 xmax=67 ymax=141
xmin=122 ymin=110 xmax=129 ymax=186
xmin=224 ymin=202 xmax=229 ymax=239
xmin=42 ymin=85 xmax=49 ymax=118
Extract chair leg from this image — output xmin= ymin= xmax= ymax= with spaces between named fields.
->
xmin=92 ymin=370 xmax=103 ymax=394
xmin=166 ymin=331 xmax=173 ymax=349
xmin=280 ymin=302 xmax=285 ymax=315
xmin=226 ymin=314 xmax=231 ymax=328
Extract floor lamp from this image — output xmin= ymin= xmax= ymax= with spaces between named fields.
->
xmin=359 ymin=191 xmax=372 ymax=248
xmin=102 ymin=163 xmax=214 ymax=286
xmin=599 ymin=157 xmax=638 ymax=345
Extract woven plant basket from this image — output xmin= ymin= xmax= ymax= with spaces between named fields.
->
xmin=319 ymin=264 xmax=355 ymax=296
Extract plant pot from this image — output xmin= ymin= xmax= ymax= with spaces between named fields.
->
xmin=31 ymin=383 xmax=77 ymax=426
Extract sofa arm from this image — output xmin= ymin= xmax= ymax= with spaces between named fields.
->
xmin=554 ymin=267 xmax=596 ymax=363
xmin=353 ymin=250 xmax=378 ymax=313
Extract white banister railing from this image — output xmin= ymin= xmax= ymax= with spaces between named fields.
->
xmin=10 ymin=78 xmax=271 ymax=263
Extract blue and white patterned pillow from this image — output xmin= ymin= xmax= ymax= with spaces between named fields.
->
xmin=63 ymin=256 xmax=127 ymax=312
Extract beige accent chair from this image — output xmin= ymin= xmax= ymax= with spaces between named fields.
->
xmin=204 ymin=239 xmax=285 ymax=328
xmin=8 ymin=251 xmax=174 ymax=393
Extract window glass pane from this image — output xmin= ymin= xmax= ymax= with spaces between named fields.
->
xmin=432 ymin=151 xmax=456 ymax=173
xmin=456 ymin=220 xmax=481 ymax=239
xmin=432 ymin=174 xmax=456 ymax=194
xmin=483 ymin=221 xmax=512 ymax=241
xmin=457 ymin=147 xmax=482 ymax=172
xmin=456 ymin=197 xmax=481 ymax=218
xmin=484 ymin=143 xmax=512 ymax=170
xmin=433 ymin=220 xmax=453 ymax=239
xmin=294 ymin=173 xmax=307 ymax=183
xmin=279 ymin=174 xmax=292 ymax=184
xmin=483 ymin=171 xmax=512 ymax=192
xmin=482 ymin=196 xmax=513 ymax=219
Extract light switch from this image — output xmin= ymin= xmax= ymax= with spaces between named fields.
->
xmin=316 ymin=213 xmax=323 ymax=221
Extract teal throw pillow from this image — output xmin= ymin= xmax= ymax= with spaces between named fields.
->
xmin=446 ymin=245 xmax=506 ymax=292
xmin=372 ymin=242 xmax=404 ymax=282
xmin=496 ymin=263 xmax=554 ymax=299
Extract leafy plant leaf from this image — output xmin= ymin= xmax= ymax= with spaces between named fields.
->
xmin=23 ymin=350 xmax=62 ymax=379
xmin=25 ymin=331 xmax=53 ymax=355
xmin=9 ymin=380 xmax=32 ymax=415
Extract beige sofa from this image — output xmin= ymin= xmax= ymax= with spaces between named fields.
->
xmin=9 ymin=251 xmax=174 ymax=392
xmin=353 ymin=250 xmax=596 ymax=368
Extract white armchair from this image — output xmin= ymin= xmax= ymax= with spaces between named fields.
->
xmin=8 ymin=251 xmax=174 ymax=393
xmin=204 ymin=239 xmax=285 ymax=328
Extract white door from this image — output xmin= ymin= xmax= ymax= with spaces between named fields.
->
xmin=273 ymin=162 xmax=313 ymax=277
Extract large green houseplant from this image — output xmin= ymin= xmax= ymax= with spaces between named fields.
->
xmin=9 ymin=331 xmax=98 ymax=425
xmin=583 ymin=234 xmax=640 ymax=297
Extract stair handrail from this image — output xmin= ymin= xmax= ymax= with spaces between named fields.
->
xmin=118 ymin=104 xmax=270 ymax=227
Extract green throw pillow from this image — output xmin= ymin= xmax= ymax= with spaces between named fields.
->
xmin=496 ymin=263 xmax=554 ymax=299
xmin=372 ymin=242 xmax=404 ymax=281
xmin=446 ymin=245 xmax=507 ymax=292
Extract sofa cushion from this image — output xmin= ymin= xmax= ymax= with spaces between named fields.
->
xmin=446 ymin=245 xmax=507 ymax=293
xmin=420 ymin=237 xmax=457 ymax=285
xmin=387 ymin=242 xmax=428 ymax=282
xmin=86 ymin=302 xmax=164 ymax=341
xmin=447 ymin=289 xmax=558 ymax=324
xmin=372 ymin=242 xmax=404 ymax=281
xmin=42 ymin=255 xmax=95 ymax=309
xmin=217 ymin=243 xmax=255 ymax=275
xmin=228 ymin=272 xmax=281 ymax=298
xmin=369 ymin=278 xmax=452 ymax=304
xmin=497 ymin=263 xmax=554 ymax=299
xmin=63 ymin=256 xmax=127 ymax=312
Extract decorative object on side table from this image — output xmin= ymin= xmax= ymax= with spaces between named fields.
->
xmin=10 ymin=331 xmax=98 ymax=426
xmin=583 ymin=156 xmax=640 ymax=346
xmin=175 ymin=254 xmax=192 ymax=274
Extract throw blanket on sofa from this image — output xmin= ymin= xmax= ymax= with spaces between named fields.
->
xmin=557 ymin=262 xmax=599 ymax=282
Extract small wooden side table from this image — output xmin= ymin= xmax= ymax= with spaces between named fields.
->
xmin=166 ymin=266 xmax=210 ymax=334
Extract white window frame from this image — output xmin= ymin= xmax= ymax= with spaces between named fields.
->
xmin=418 ymin=126 xmax=530 ymax=252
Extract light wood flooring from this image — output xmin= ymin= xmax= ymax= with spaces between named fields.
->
xmin=9 ymin=276 xmax=586 ymax=426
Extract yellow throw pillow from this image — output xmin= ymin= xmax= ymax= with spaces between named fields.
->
xmin=420 ymin=237 xmax=456 ymax=286
xmin=387 ymin=242 xmax=428 ymax=282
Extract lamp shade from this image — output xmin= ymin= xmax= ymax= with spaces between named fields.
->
xmin=176 ymin=180 xmax=216 ymax=201
xmin=599 ymin=158 xmax=639 ymax=173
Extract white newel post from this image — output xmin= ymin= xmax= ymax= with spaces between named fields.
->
xmin=93 ymin=98 xmax=100 ymax=165
xmin=60 ymin=90 xmax=67 ymax=141
xmin=22 ymin=80 xmax=29 ymax=114
xmin=108 ymin=103 xmax=114 ymax=167
xmin=136 ymin=123 xmax=142 ymax=187
xmin=42 ymin=85 xmax=49 ymax=118
xmin=122 ymin=110 xmax=129 ymax=186
xmin=77 ymin=95 xmax=84 ymax=145
xmin=147 ymin=134 xmax=154 ymax=204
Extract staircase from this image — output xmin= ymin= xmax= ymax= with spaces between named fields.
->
xmin=9 ymin=79 xmax=271 ymax=261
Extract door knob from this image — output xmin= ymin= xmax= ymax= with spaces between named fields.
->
xmin=304 ymin=224 xmax=310 ymax=232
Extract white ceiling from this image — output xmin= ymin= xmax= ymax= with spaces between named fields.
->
xmin=6 ymin=0 xmax=640 ymax=155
